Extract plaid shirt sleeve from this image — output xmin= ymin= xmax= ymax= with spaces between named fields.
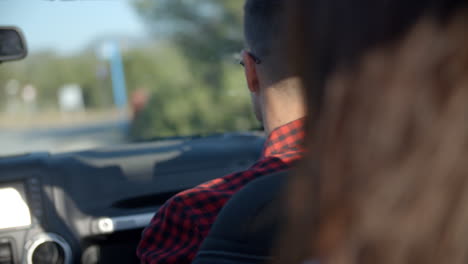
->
xmin=137 ymin=195 xmax=202 ymax=264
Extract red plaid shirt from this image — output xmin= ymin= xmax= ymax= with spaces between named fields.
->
xmin=137 ymin=118 xmax=305 ymax=264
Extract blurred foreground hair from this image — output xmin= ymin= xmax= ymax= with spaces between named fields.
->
xmin=277 ymin=1 xmax=468 ymax=263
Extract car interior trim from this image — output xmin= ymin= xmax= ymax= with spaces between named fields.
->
xmin=92 ymin=212 xmax=156 ymax=235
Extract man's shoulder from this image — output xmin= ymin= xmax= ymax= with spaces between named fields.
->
xmin=166 ymin=156 xmax=289 ymax=210
xmin=173 ymin=180 xmax=233 ymax=208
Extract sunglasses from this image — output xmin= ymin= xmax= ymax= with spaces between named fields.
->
xmin=239 ymin=50 xmax=262 ymax=67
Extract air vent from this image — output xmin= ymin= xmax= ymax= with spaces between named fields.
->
xmin=25 ymin=233 xmax=72 ymax=264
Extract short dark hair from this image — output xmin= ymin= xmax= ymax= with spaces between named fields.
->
xmin=244 ymin=0 xmax=285 ymax=60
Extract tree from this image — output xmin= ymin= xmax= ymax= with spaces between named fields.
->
xmin=128 ymin=0 xmax=259 ymax=140
xmin=0 ymin=52 xmax=113 ymax=111
xmin=133 ymin=0 xmax=245 ymax=97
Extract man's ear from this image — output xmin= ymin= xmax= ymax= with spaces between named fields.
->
xmin=243 ymin=51 xmax=260 ymax=94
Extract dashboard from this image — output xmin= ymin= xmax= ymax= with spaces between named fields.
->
xmin=0 ymin=133 xmax=264 ymax=264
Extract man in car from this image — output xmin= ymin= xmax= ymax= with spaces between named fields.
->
xmin=137 ymin=0 xmax=306 ymax=263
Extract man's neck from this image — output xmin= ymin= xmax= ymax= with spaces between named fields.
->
xmin=262 ymin=77 xmax=306 ymax=134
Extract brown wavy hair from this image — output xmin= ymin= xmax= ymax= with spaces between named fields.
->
xmin=277 ymin=1 xmax=468 ymax=263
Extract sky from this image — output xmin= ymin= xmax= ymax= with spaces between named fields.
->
xmin=0 ymin=0 xmax=147 ymax=55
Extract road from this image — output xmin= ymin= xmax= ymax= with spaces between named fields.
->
xmin=0 ymin=120 xmax=130 ymax=156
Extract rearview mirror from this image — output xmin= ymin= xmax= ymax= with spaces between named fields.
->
xmin=0 ymin=27 xmax=27 ymax=63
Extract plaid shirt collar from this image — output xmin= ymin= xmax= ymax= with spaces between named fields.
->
xmin=261 ymin=117 xmax=306 ymax=158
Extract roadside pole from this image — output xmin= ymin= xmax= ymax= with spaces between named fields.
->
xmin=99 ymin=41 xmax=128 ymax=120
xmin=109 ymin=41 xmax=128 ymax=112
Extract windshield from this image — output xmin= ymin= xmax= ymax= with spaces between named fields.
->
xmin=0 ymin=0 xmax=258 ymax=155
